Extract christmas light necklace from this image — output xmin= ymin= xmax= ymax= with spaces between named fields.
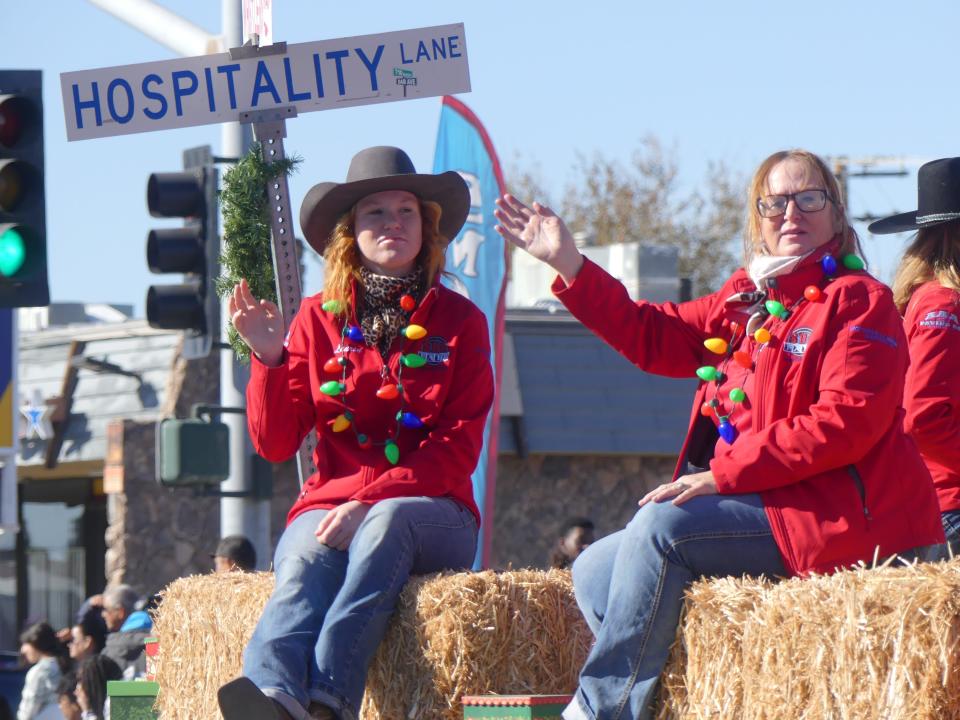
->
xmin=317 ymin=292 xmax=426 ymax=465
xmin=696 ymin=252 xmax=864 ymax=445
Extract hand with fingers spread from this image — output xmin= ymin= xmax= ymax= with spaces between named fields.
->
xmin=228 ymin=278 xmax=285 ymax=367
xmin=494 ymin=194 xmax=584 ymax=284
xmin=638 ymin=470 xmax=718 ymax=507
xmin=314 ymin=500 xmax=371 ymax=551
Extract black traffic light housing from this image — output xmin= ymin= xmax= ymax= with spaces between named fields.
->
xmin=0 ymin=69 xmax=48 ymax=308
xmin=146 ymin=145 xmax=219 ymax=359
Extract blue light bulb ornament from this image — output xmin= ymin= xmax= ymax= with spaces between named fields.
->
xmin=821 ymin=254 xmax=838 ymax=276
xmin=718 ymin=419 xmax=737 ymax=444
xmin=346 ymin=325 xmax=364 ymax=342
xmin=399 ymin=412 xmax=424 ymax=429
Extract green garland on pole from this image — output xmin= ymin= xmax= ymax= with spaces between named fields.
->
xmin=216 ymin=142 xmax=300 ymax=361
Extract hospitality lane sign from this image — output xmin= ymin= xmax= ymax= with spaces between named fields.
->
xmin=60 ymin=23 xmax=469 ymax=141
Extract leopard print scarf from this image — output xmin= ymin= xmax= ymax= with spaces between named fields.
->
xmin=357 ymin=267 xmax=425 ymax=357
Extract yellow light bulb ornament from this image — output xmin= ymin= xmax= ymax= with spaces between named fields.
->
xmin=704 ymin=338 xmax=728 ymax=355
xmin=754 ymin=328 xmax=771 ymax=344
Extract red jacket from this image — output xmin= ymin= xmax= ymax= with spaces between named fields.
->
xmin=554 ymin=253 xmax=943 ymax=576
xmin=247 ymin=281 xmax=494 ymax=526
xmin=902 ymin=281 xmax=960 ymax=513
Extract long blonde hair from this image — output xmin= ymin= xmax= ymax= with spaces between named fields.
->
xmin=744 ymin=149 xmax=862 ymax=267
xmin=321 ymin=199 xmax=447 ymax=317
xmin=892 ymin=221 xmax=960 ymax=313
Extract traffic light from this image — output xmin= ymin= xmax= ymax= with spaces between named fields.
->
xmin=0 ymin=70 xmax=48 ymax=308
xmin=146 ymin=145 xmax=219 ymax=359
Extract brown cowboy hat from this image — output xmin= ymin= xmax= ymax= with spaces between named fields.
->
xmin=299 ymin=146 xmax=470 ymax=254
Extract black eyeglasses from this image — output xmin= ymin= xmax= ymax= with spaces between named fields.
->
xmin=756 ymin=189 xmax=834 ymax=218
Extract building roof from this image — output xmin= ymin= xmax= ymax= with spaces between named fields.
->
xmin=17 ymin=321 xmax=181 ymax=472
xmin=498 ymin=309 xmax=695 ymax=456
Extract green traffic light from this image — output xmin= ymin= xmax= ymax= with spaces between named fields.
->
xmin=0 ymin=226 xmax=26 ymax=277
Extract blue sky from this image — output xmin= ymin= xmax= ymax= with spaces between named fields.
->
xmin=6 ymin=1 xmax=959 ymax=314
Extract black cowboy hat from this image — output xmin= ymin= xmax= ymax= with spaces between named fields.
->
xmin=868 ymin=157 xmax=960 ymax=234
xmin=299 ymin=146 xmax=470 ymax=254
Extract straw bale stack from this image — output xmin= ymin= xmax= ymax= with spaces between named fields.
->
xmin=150 ymin=569 xmax=590 ymax=720
xmin=657 ymin=558 xmax=960 ymax=719
xmin=152 ymin=560 xmax=960 ymax=720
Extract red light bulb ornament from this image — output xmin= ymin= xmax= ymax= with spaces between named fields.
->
xmin=323 ymin=357 xmax=344 ymax=374
xmin=733 ymin=351 xmax=753 ymax=369
xmin=803 ymin=285 xmax=822 ymax=302
xmin=376 ymin=384 xmax=399 ymax=400
xmin=400 ymin=294 xmax=417 ymax=312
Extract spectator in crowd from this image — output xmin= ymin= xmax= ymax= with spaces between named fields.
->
xmin=212 ymin=535 xmax=258 ymax=573
xmin=56 ymin=673 xmax=81 ymax=720
xmin=74 ymin=655 xmax=122 ymax=720
xmin=17 ymin=621 xmax=71 ymax=720
xmin=68 ymin=609 xmax=107 ymax=664
xmin=100 ymin=586 xmax=151 ymax=678
xmin=549 ymin=518 xmax=595 ymax=570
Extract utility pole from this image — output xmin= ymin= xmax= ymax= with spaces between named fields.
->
xmin=218 ymin=0 xmax=265 ymax=563
xmin=828 ymin=155 xmax=923 ymax=223
xmin=86 ymin=0 xmax=268 ymax=567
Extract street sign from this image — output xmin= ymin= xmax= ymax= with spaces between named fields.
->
xmin=60 ymin=23 xmax=470 ymax=141
xmin=242 ymin=0 xmax=273 ymax=46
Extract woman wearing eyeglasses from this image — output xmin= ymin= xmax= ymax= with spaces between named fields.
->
xmin=495 ymin=148 xmax=943 ymax=720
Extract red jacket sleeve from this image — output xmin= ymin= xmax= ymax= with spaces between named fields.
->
xmin=902 ymin=287 xmax=960 ymax=469
xmin=350 ymin=308 xmax=494 ymax=503
xmin=552 ymin=257 xmax=725 ymax=378
xmin=712 ymin=282 xmax=906 ymax=493
xmin=245 ymin=309 xmax=318 ymax=462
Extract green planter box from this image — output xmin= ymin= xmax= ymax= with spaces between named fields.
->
xmin=107 ymin=680 xmax=159 ymax=720
xmin=462 ymin=694 xmax=572 ymax=719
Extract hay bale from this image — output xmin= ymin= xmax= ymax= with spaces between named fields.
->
xmin=150 ymin=569 xmax=590 ymax=720
xmin=658 ymin=559 xmax=960 ymax=720
xmin=151 ymin=572 xmax=274 ymax=720
xmin=360 ymin=569 xmax=591 ymax=719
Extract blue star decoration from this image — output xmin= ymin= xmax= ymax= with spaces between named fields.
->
xmin=20 ymin=389 xmax=53 ymax=441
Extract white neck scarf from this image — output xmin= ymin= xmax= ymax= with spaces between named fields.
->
xmin=747 ymin=252 xmax=807 ymax=291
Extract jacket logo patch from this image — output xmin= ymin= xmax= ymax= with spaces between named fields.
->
xmin=919 ymin=310 xmax=960 ymax=332
xmin=783 ymin=327 xmax=812 ymax=360
xmin=849 ymin=325 xmax=898 ymax=348
xmin=334 ymin=343 xmax=364 ymax=354
xmin=419 ymin=336 xmax=450 ymax=365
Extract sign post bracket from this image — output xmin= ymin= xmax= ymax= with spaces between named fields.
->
xmin=234 ymin=84 xmax=315 ymax=488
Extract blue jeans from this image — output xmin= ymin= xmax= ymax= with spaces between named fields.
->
xmin=926 ymin=509 xmax=960 ymax=562
xmin=563 ymin=493 xmax=785 ymax=720
xmin=243 ymin=496 xmax=478 ymax=720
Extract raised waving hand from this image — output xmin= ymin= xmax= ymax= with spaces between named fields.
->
xmin=494 ymin=194 xmax=584 ymax=284
xmin=228 ymin=278 xmax=285 ymax=367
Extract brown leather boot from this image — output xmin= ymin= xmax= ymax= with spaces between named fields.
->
xmin=307 ymin=701 xmax=337 ymax=720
